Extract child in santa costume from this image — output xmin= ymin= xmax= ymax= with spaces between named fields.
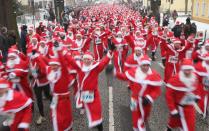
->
xmin=195 ymin=53 xmax=209 ymax=118
xmin=116 ymin=55 xmax=162 ymax=131
xmin=165 ymin=59 xmax=201 ymax=131
xmin=63 ymin=45 xmax=115 ymax=131
xmin=0 ymin=79 xmax=32 ymax=131
xmin=32 ymin=46 xmax=73 ymax=131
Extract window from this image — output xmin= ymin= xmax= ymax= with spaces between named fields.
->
xmin=202 ymin=0 xmax=206 ymax=16
xmin=196 ymin=2 xmax=199 ymax=16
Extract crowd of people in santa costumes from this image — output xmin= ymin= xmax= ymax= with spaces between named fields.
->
xmin=0 ymin=3 xmax=209 ymax=131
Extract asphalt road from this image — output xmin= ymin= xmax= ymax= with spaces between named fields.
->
xmin=1 ymin=50 xmax=209 ymax=131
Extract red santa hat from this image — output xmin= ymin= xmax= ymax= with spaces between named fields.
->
xmin=180 ymin=59 xmax=194 ymax=70
xmin=201 ymin=53 xmax=209 ymax=61
xmin=83 ymin=51 xmax=94 ymax=60
xmin=138 ymin=55 xmax=151 ymax=66
xmin=8 ymin=47 xmax=19 ymax=58
xmin=134 ymin=45 xmax=143 ymax=51
xmin=172 ymin=38 xmax=181 ymax=44
xmin=0 ymin=79 xmax=10 ymax=89
xmin=32 ymin=36 xmax=38 ymax=40
xmin=49 ymin=58 xmax=61 ymax=66
xmin=28 ymin=26 xmax=34 ymax=31
xmin=40 ymin=38 xmax=46 ymax=43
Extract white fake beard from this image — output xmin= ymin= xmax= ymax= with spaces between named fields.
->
xmin=179 ymin=71 xmax=196 ymax=88
xmin=76 ymin=39 xmax=83 ymax=47
xmin=39 ymin=46 xmax=47 ymax=55
xmin=135 ymin=67 xmax=151 ymax=81
xmin=200 ymin=46 xmax=209 ymax=55
xmin=82 ymin=63 xmax=93 ymax=72
xmin=6 ymin=58 xmax=20 ymax=69
xmin=0 ymin=93 xmax=7 ymax=108
xmin=95 ymin=31 xmax=101 ymax=35
xmin=116 ymin=37 xmax=122 ymax=43
xmin=47 ymin=69 xmax=61 ymax=83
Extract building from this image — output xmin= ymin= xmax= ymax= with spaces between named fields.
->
xmin=18 ymin=0 xmax=28 ymax=5
xmin=28 ymin=0 xmax=54 ymax=9
xmin=192 ymin=0 xmax=209 ymax=23
xmin=160 ymin=0 xmax=192 ymax=12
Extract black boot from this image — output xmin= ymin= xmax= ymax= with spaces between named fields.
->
xmin=151 ymin=52 xmax=156 ymax=61
xmin=162 ymin=58 xmax=166 ymax=66
xmin=166 ymin=126 xmax=172 ymax=131
xmin=96 ymin=123 xmax=103 ymax=131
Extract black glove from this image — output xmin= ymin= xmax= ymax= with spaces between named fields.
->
xmin=32 ymin=50 xmax=36 ymax=55
xmin=171 ymin=113 xmax=180 ymax=118
xmin=108 ymin=42 xmax=116 ymax=51
xmin=54 ymin=40 xmax=59 ymax=47
xmin=142 ymin=97 xmax=151 ymax=105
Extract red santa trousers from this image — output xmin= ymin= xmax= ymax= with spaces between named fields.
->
xmin=168 ymin=105 xmax=195 ymax=131
xmin=94 ymin=44 xmax=103 ymax=61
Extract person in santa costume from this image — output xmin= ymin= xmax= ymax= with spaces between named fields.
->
xmin=63 ymin=44 xmax=115 ymax=131
xmin=116 ymin=55 xmax=162 ymax=131
xmin=73 ymin=33 xmax=91 ymax=53
xmin=192 ymin=39 xmax=209 ymax=63
xmin=165 ymin=59 xmax=201 ymax=131
xmin=146 ymin=23 xmax=161 ymax=61
xmin=32 ymin=44 xmax=73 ymax=131
xmin=91 ymin=26 xmax=109 ymax=61
xmin=112 ymin=31 xmax=129 ymax=73
xmin=0 ymin=79 xmax=32 ymax=131
xmin=124 ymin=45 xmax=144 ymax=71
xmin=195 ymin=53 xmax=209 ymax=118
xmin=161 ymin=38 xmax=192 ymax=83
xmin=5 ymin=48 xmax=33 ymax=99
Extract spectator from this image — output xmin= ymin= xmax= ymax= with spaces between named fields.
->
xmin=172 ymin=10 xmax=178 ymax=23
xmin=7 ymin=30 xmax=17 ymax=48
xmin=20 ymin=25 xmax=27 ymax=54
xmin=48 ymin=7 xmax=55 ymax=22
xmin=0 ymin=26 xmax=9 ymax=62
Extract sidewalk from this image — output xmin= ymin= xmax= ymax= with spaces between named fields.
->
xmin=168 ymin=17 xmax=209 ymax=38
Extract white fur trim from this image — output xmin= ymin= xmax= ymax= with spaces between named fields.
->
xmin=181 ymin=65 xmax=194 ymax=70
xmin=179 ymin=106 xmax=189 ymax=131
xmin=166 ymin=83 xmax=193 ymax=92
xmin=83 ymin=54 xmax=93 ymax=60
xmin=124 ymin=62 xmax=138 ymax=68
xmin=107 ymin=51 xmax=113 ymax=59
xmin=171 ymin=109 xmax=178 ymax=115
xmin=4 ymin=98 xmax=32 ymax=113
xmin=18 ymin=122 xmax=29 ymax=128
xmin=8 ymin=53 xmax=17 ymax=57
xmin=145 ymin=95 xmax=154 ymax=103
xmin=49 ymin=61 xmax=61 ymax=66
xmin=0 ymin=84 xmax=9 ymax=89
xmin=139 ymin=60 xmax=151 ymax=66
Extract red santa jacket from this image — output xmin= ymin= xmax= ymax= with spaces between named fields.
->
xmin=117 ymin=67 xmax=162 ymax=102
xmin=166 ymin=72 xmax=201 ymax=115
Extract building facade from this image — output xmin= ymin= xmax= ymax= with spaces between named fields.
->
xmin=192 ymin=0 xmax=209 ymax=23
xmin=160 ymin=0 xmax=192 ymax=12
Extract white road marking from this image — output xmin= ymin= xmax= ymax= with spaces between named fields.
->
xmin=109 ymin=86 xmax=115 ymax=131
xmin=158 ymin=62 xmax=165 ymax=69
